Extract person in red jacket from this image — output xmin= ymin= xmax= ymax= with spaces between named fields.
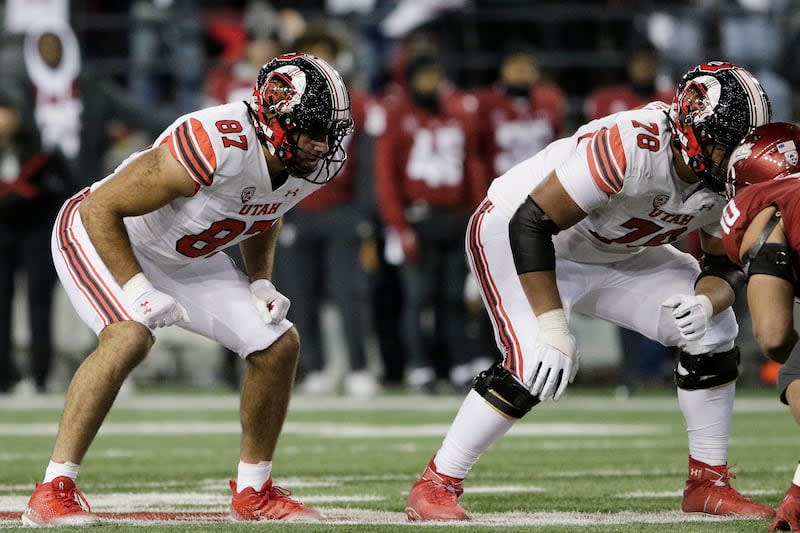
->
xmin=375 ymin=53 xmax=487 ymax=391
xmin=474 ymin=51 xmax=566 ymax=177
xmin=721 ymin=122 xmax=800 ymax=531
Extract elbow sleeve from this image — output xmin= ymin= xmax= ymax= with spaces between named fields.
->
xmin=508 ymin=196 xmax=561 ymax=275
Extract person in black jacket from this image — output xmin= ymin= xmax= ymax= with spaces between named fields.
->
xmin=0 ymin=85 xmax=72 ymax=393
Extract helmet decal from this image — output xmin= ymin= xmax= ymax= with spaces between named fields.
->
xmin=261 ymin=65 xmax=306 ymax=114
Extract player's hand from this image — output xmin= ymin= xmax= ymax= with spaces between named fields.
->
xmin=526 ymin=309 xmax=579 ymax=401
xmin=250 ymin=279 xmax=291 ymax=324
xmin=661 ymin=294 xmax=713 ymax=342
xmin=123 ymin=273 xmax=189 ymax=329
xmin=770 ymin=483 xmax=800 ymax=531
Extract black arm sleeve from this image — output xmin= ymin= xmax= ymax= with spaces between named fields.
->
xmin=695 ymin=253 xmax=746 ymax=294
xmin=508 ymin=196 xmax=561 ymax=275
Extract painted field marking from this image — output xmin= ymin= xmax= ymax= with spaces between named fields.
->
xmin=0 ymin=421 xmax=665 ymax=437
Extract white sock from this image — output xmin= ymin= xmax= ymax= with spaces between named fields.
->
xmin=43 ymin=460 xmax=80 ymax=483
xmin=678 ymin=381 xmax=735 ymax=466
xmin=434 ymin=389 xmax=516 ymax=479
xmin=236 ymin=460 xmax=272 ymax=491
xmin=792 ymin=462 xmax=800 ymax=486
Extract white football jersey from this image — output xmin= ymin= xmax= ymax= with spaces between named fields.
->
xmin=487 ymin=102 xmax=725 ymax=263
xmin=90 ymin=102 xmax=335 ymax=265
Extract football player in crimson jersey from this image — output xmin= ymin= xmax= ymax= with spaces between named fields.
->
xmin=406 ymin=62 xmax=776 ymax=521
xmin=721 ymin=122 xmax=800 ymax=531
xmin=21 ymin=53 xmax=353 ymax=527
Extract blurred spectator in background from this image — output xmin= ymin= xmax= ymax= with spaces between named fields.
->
xmin=0 ymin=85 xmax=71 ymax=394
xmin=376 ymin=52 xmax=486 ymax=392
xmin=274 ymin=24 xmax=379 ymax=397
xmin=475 ymin=51 xmax=567 ymax=177
xmin=584 ymin=44 xmax=674 ymax=122
xmin=128 ymin=0 xmax=204 ymax=113
xmin=17 ymin=23 xmax=173 ymax=188
xmin=205 ymin=2 xmax=283 ymax=107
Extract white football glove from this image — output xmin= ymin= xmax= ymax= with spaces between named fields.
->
xmin=661 ymin=294 xmax=713 ymax=342
xmin=123 ymin=273 xmax=189 ymax=329
xmin=525 ymin=309 xmax=579 ymax=401
xmin=250 ymin=279 xmax=291 ymax=324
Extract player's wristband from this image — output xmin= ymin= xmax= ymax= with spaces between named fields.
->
xmin=122 ymin=272 xmax=153 ymax=300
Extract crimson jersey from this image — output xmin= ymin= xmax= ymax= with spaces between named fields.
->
xmin=90 ymin=102 xmax=334 ymax=265
xmin=584 ymin=84 xmax=675 ymax=121
xmin=375 ymin=95 xmax=487 ymax=230
xmin=721 ymin=177 xmax=800 ymax=268
xmin=474 ymin=83 xmax=566 ymax=176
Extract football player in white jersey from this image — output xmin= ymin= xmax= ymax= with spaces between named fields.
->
xmin=406 ymin=62 xmax=776 ymax=521
xmin=21 ymin=53 xmax=353 ymax=526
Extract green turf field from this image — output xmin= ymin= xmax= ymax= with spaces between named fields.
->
xmin=0 ymin=387 xmax=795 ymax=532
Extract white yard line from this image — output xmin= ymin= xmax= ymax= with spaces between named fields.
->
xmin=0 ymin=421 xmax=664 ymax=437
xmin=0 ymin=393 xmax=785 ymax=413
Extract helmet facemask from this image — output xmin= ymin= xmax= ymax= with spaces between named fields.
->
xmin=250 ymin=54 xmax=354 ymax=184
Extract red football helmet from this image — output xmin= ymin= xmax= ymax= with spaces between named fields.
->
xmin=726 ymin=121 xmax=800 ymax=200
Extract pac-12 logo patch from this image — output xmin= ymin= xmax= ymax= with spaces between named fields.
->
xmin=241 ymin=187 xmax=256 ymax=203
xmin=653 ymin=194 xmax=670 ymax=209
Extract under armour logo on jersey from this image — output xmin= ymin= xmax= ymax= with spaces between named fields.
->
xmin=285 ymin=188 xmax=300 ymax=197
xmin=241 ymin=187 xmax=256 ymax=203
xmin=699 ymin=203 xmax=715 ymax=211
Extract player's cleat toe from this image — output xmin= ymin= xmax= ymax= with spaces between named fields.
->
xmin=21 ymin=476 xmax=99 ymax=527
xmin=230 ymin=479 xmax=324 ymax=521
xmin=681 ymin=457 xmax=774 ymax=518
xmin=406 ymin=459 xmax=470 ymax=521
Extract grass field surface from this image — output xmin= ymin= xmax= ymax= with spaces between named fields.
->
xmin=0 ymin=388 xmax=796 ymax=532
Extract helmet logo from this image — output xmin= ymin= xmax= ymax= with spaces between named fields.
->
xmin=261 ymin=65 xmax=307 ymax=114
xmin=777 ymin=140 xmax=798 ymax=166
xmin=729 ymin=141 xmax=753 ymax=169
xmin=681 ymin=76 xmax=721 ymax=127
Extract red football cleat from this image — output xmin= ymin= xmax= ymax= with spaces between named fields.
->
xmin=770 ymin=483 xmax=800 ymax=531
xmin=230 ymin=478 xmax=324 ymax=521
xmin=21 ymin=476 xmax=99 ymax=527
xmin=681 ymin=456 xmax=774 ymax=518
xmin=406 ymin=459 xmax=470 ymax=521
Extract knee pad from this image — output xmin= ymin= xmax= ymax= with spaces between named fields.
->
xmin=674 ymin=346 xmax=739 ymax=390
xmin=778 ymin=347 xmax=800 ymax=405
xmin=472 ymin=362 xmax=540 ymax=419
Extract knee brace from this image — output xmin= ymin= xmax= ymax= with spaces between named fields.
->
xmin=472 ymin=362 xmax=540 ymax=419
xmin=674 ymin=346 xmax=740 ymax=390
